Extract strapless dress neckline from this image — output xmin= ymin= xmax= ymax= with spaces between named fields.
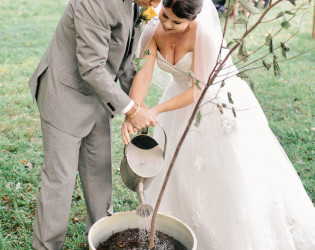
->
xmin=157 ymin=50 xmax=193 ymax=66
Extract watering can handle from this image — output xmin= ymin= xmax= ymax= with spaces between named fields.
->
xmin=156 ymin=122 xmax=167 ymax=159
xmin=137 ymin=123 xmax=167 ymax=159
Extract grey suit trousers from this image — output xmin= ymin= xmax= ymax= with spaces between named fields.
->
xmin=33 ymin=110 xmax=113 ymax=250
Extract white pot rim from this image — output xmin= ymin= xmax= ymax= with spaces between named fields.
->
xmin=88 ymin=210 xmax=197 ymax=250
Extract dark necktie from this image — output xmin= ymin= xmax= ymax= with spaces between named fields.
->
xmin=133 ymin=3 xmax=139 ymax=24
xmin=124 ymin=3 xmax=138 ymax=60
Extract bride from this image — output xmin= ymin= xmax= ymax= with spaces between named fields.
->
xmin=121 ymin=0 xmax=315 ymax=249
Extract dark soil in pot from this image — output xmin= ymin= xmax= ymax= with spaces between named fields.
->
xmin=97 ymin=228 xmax=187 ymax=250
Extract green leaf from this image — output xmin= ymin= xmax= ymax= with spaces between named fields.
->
xmin=234 ymin=17 xmax=248 ymax=25
xmin=228 ymin=92 xmax=234 ymax=104
xmin=217 ymin=104 xmax=224 ymax=114
xmin=285 ymin=10 xmax=295 ymax=15
xmin=194 ymin=79 xmax=201 ymax=90
xmin=237 ymin=39 xmax=249 ymax=61
xmin=135 ymin=18 xmax=142 ymax=27
xmin=135 ymin=7 xmax=146 ymax=27
xmin=276 ymin=11 xmax=285 ymax=18
xmin=265 ymin=34 xmax=272 ymax=46
xmin=281 ymin=17 xmax=291 ymax=30
xmin=267 ymin=37 xmax=275 ymax=55
xmin=188 ymin=71 xmax=202 ymax=90
xmin=266 ymin=34 xmax=275 ymax=56
xmin=273 ymin=55 xmax=281 ymax=77
xmin=222 ymin=103 xmax=227 ymax=108
xmin=194 ymin=111 xmax=202 ymax=127
xmin=233 ymin=38 xmax=242 ymax=44
xmin=140 ymin=6 xmax=146 ymax=13
xmin=221 ymin=80 xmax=226 ymax=88
xmin=281 ymin=50 xmax=288 ymax=59
xmin=280 ymin=42 xmax=290 ymax=58
xmin=239 ymin=0 xmax=260 ymax=14
xmin=143 ymin=49 xmax=151 ymax=56
xmin=288 ymin=0 xmax=296 ymax=6
xmin=262 ymin=59 xmax=271 ymax=70
xmin=188 ymin=71 xmax=195 ymax=78
xmin=241 ymin=40 xmax=249 ymax=56
xmin=226 ymin=41 xmax=234 ymax=48
xmin=232 ymin=107 xmax=237 ymax=118
xmin=135 ymin=58 xmax=147 ymax=72
xmin=237 ymin=72 xmax=249 ymax=79
xmin=281 ymin=42 xmax=290 ymax=52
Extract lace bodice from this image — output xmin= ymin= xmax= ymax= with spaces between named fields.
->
xmin=156 ymin=50 xmax=193 ymax=88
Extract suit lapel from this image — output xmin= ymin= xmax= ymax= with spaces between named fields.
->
xmin=122 ymin=0 xmax=133 ymax=47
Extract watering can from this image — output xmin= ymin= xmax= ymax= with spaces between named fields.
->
xmin=120 ymin=124 xmax=167 ymax=217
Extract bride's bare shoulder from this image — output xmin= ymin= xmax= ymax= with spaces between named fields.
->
xmin=189 ymin=21 xmax=198 ymax=37
xmin=153 ymin=23 xmax=165 ymax=39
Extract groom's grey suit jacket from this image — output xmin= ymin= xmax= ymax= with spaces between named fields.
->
xmin=29 ymin=0 xmax=140 ymax=137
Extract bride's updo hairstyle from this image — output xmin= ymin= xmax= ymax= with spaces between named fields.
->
xmin=162 ymin=0 xmax=203 ymax=21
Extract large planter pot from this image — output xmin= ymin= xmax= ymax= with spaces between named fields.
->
xmin=88 ymin=211 xmax=197 ymax=250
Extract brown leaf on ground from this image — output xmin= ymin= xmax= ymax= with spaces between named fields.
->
xmin=72 ymin=217 xmax=79 ymax=223
xmin=79 ymin=243 xmax=87 ymax=248
xmin=25 ymin=162 xmax=33 ymax=169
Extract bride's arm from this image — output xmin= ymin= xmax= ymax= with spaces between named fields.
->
xmin=129 ymin=37 xmax=157 ymax=106
xmin=151 ymin=52 xmax=198 ymax=116
xmin=152 ymin=86 xmax=195 ymax=116
xmin=121 ymin=37 xmax=157 ymax=144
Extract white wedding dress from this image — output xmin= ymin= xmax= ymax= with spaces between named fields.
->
xmin=144 ymin=50 xmax=315 ymax=250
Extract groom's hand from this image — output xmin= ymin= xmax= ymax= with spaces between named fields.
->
xmin=121 ymin=118 xmax=137 ymax=145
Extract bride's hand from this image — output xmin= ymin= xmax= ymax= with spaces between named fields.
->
xmin=141 ymin=103 xmax=149 ymax=109
xmin=150 ymin=105 xmax=160 ymax=118
xmin=121 ymin=117 xmax=137 ymax=145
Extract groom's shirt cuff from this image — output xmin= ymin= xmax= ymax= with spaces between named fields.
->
xmin=120 ymin=100 xmax=134 ymax=114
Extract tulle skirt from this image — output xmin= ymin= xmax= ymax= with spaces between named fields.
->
xmin=145 ymin=76 xmax=315 ymax=250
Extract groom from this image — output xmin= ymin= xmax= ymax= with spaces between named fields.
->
xmin=28 ymin=0 xmax=160 ymax=249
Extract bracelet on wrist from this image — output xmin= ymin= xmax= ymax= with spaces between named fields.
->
xmin=128 ymin=103 xmax=141 ymax=119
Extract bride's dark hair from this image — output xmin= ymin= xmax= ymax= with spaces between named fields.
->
xmin=162 ymin=0 xmax=203 ymax=21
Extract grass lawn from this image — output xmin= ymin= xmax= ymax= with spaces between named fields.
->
xmin=0 ymin=0 xmax=314 ymax=249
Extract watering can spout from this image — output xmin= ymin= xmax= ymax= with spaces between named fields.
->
xmin=136 ymin=178 xmax=145 ymax=204
xmin=135 ymin=178 xmax=153 ymax=217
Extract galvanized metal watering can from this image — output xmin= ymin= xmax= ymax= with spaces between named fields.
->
xmin=120 ymin=124 xmax=167 ymax=217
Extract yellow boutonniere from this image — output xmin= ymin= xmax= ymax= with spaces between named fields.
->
xmin=141 ymin=6 xmax=158 ymax=23
xmin=135 ymin=7 xmax=158 ymax=27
